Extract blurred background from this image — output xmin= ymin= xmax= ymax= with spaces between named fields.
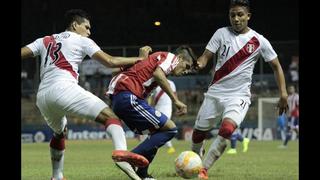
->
xmin=21 ymin=0 xmax=299 ymax=143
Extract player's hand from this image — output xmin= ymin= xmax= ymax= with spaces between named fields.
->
xmin=174 ymin=100 xmax=187 ymax=116
xmin=139 ymin=46 xmax=152 ymax=58
xmin=277 ymin=95 xmax=288 ymax=115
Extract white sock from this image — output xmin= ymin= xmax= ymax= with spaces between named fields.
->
xmin=165 ymin=140 xmax=173 ymax=148
xmin=203 ymin=135 xmax=227 ymax=169
xmin=50 ymin=148 xmax=65 ymax=179
xmin=106 ymin=124 xmax=127 ymax=150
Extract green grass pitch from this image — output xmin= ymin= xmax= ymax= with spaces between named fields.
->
xmin=22 ymin=139 xmax=298 ymax=180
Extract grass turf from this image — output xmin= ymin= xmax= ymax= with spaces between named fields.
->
xmin=22 ymin=139 xmax=298 ymax=180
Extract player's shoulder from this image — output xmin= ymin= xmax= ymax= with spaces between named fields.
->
xmin=249 ymin=28 xmax=268 ymax=41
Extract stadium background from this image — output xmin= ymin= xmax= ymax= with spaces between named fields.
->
xmin=21 ymin=0 xmax=299 ymax=143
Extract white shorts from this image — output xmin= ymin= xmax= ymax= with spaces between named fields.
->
xmin=36 ymin=81 xmax=108 ymax=134
xmin=194 ymin=95 xmax=250 ymax=131
xmin=154 ymin=104 xmax=172 ymax=119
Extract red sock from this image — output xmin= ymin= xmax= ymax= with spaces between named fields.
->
xmin=218 ymin=120 xmax=236 ymax=139
xmin=192 ymin=129 xmax=207 ymax=143
xmin=104 ymin=118 xmax=122 ymax=129
xmin=50 ymin=136 xmax=65 ymax=150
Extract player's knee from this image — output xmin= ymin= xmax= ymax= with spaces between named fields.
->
xmin=95 ymin=107 xmax=118 ymax=124
xmin=218 ymin=120 xmax=237 ymax=139
xmin=161 ymin=119 xmax=176 ymax=131
xmin=192 ymin=129 xmax=207 ymax=143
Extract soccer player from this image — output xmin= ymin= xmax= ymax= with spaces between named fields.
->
xmin=189 ymin=1 xmax=288 ymax=179
xmin=140 ymin=79 xmax=177 ymax=154
xmin=107 ymin=46 xmax=196 ymax=180
xmin=21 ymin=9 xmax=151 ymax=180
xmin=280 ymin=85 xmax=299 ymax=148
xmin=225 ymin=129 xmax=250 ymax=154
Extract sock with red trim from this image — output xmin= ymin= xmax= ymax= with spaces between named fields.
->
xmin=105 ymin=118 xmax=127 ymax=150
xmin=50 ymin=136 xmax=65 ymax=179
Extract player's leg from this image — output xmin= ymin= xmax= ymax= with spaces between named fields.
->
xmin=111 ymin=92 xmax=177 ymax=179
xmin=56 ymin=84 xmax=147 ymax=179
xmin=191 ymin=97 xmax=218 ymax=158
xmin=199 ymin=98 xmax=250 ymax=180
xmin=133 ymin=119 xmax=178 ymax=179
xmin=50 ymin=126 xmax=67 ymax=180
xmin=283 ymin=117 xmax=294 ymax=147
xmin=36 ymin=86 xmax=69 ymax=180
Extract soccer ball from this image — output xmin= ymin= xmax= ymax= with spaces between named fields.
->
xmin=175 ymin=151 xmax=203 ymax=179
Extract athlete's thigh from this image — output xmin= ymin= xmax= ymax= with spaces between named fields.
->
xmin=36 ymin=90 xmax=67 ymax=134
xmin=55 ymin=83 xmax=108 ymax=120
xmin=112 ymin=92 xmax=167 ymax=135
xmin=194 ymin=96 xmax=222 ymax=131
xmin=222 ymin=97 xmax=250 ymax=126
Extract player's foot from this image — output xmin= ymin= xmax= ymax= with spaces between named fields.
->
xmin=242 ymin=138 xmax=250 ymax=152
xmin=112 ymin=150 xmax=149 ymax=168
xmin=50 ymin=178 xmax=66 ymax=180
xmin=115 ymin=161 xmax=142 ymax=180
xmin=198 ymin=168 xmax=208 ymax=180
xmin=226 ymin=148 xmax=237 ymax=154
xmin=167 ymin=147 xmax=176 ymax=154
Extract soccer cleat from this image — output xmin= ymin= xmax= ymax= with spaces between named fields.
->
xmin=226 ymin=148 xmax=237 ymax=154
xmin=50 ymin=178 xmax=66 ymax=180
xmin=198 ymin=168 xmax=209 ymax=180
xmin=112 ymin=150 xmax=149 ymax=168
xmin=141 ymin=174 xmax=157 ymax=180
xmin=167 ymin=147 xmax=176 ymax=154
xmin=242 ymin=138 xmax=250 ymax=152
xmin=115 ymin=161 xmax=142 ymax=180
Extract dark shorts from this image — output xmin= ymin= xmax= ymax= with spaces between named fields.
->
xmin=111 ymin=91 xmax=168 ymax=135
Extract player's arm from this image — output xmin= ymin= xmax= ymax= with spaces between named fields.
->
xmin=21 ymin=47 xmax=34 ymax=60
xmin=153 ymin=67 xmax=187 ymax=116
xmin=92 ymin=46 xmax=152 ymax=68
xmin=268 ymin=57 xmax=288 ymax=114
xmin=196 ymin=49 xmax=215 ymax=70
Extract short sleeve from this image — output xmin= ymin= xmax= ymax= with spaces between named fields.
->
xmin=82 ymin=37 xmax=101 ymax=57
xmin=260 ymin=35 xmax=277 ymax=62
xmin=158 ymin=52 xmax=179 ymax=75
xmin=26 ymin=38 xmax=43 ymax=56
xmin=206 ymin=29 xmax=222 ymax=53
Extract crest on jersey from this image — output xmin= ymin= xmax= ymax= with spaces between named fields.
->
xmin=246 ymin=44 xmax=256 ymax=53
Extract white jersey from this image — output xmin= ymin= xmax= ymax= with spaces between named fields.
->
xmin=26 ymin=31 xmax=101 ymax=91
xmin=151 ymin=80 xmax=176 ymax=118
xmin=206 ymin=27 xmax=277 ymax=98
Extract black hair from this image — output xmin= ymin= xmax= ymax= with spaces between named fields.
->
xmin=229 ymin=0 xmax=250 ymax=12
xmin=64 ymin=9 xmax=90 ymax=29
xmin=174 ymin=45 xmax=197 ymax=64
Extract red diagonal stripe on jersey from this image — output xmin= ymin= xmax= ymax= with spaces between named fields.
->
xmin=43 ymin=36 xmax=78 ymax=79
xmin=154 ymin=90 xmax=165 ymax=105
xmin=211 ymin=36 xmax=260 ymax=85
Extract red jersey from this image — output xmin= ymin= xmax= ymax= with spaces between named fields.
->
xmin=107 ymin=52 xmax=178 ymax=99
